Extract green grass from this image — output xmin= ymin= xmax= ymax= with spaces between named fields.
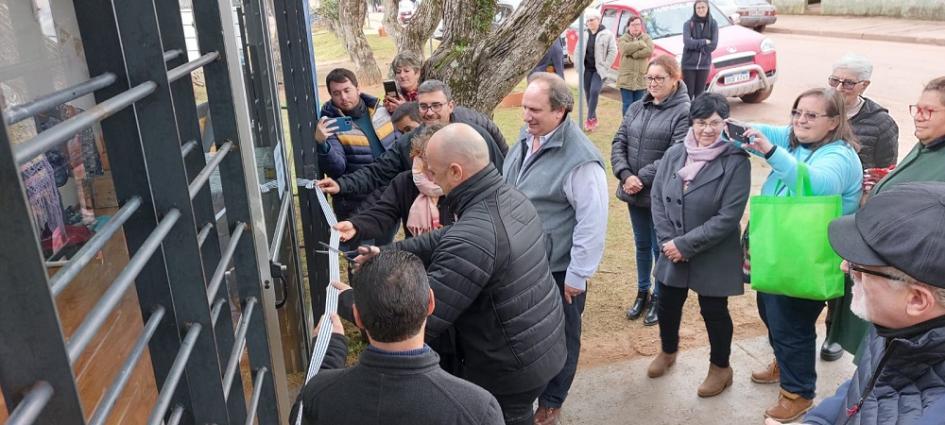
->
xmin=313 ymin=30 xmax=398 ymax=64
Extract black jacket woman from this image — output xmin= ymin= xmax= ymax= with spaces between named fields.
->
xmin=646 ymin=93 xmax=751 ymax=398
xmin=611 ymin=55 xmax=691 ymax=325
xmin=681 ymin=0 xmax=718 ymax=100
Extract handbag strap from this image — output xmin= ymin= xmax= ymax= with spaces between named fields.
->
xmin=773 ymin=150 xmax=816 ymax=197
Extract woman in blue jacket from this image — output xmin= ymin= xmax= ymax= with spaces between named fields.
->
xmin=738 ymin=87 xmax=863 ymax=422
xmin=681 ymin=0 xmax=718 ymax=100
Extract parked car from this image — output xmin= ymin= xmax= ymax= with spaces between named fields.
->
xmin=432 ymin=0 xmax=520 ymax=40
xmin=398 ymin=0 xmax=416 ymax=24
xmin=564 ymin=0 xmax=777 ymax=103
xmin=712 ymin=0 xmax=777 ymax=32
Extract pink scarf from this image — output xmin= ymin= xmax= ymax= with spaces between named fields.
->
xmin=407 ymin=157 xmax=443 ymax=236
xmin=676 ymin=128 xmax=728 ymax=189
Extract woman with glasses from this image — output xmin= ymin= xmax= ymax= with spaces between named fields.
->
xmin=611 ymin=55 xmax=691 ymax=327
xmin=736 ymin=87 xmax=862 ymax=423
xmin=646 ymin=94 xmax=750 ymax=398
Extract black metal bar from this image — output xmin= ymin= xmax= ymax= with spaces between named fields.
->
xmin=180 ymin=140 xmax=198 ymax=157
xmin=2 ymin=73 xmax=117 ymax=125
xmin=245 ymin=367 xmax=269 ymax=425
xmin=4 ymin=381 xmax=54 ymax=425
xmin=210 ymin=298 xmax=226 ymax=327
xmin=87 ymin=306 xmax=166 ymax=425
xmin=49 ymin=196 xmax=143 ymax=296
xmin=167 ymin=52 xmax=220 ymax=84
xmin=148 ymin=323 xmax=202 ymax=425
xmin=0 ymin=116 xmax=83 ymax=424
xmin=206 ymin=222 xmax=246 ymax=304
xmin=66 ymin=209 xmax=181 ymax=363
xmin=12 ymin=82 xmax=156 ymax=165
xmin=222 ymin=297 xmax=258 ymax=398
xmin=163 ymin=49 xmax=183 ymax=62
xmin=188 ymin=140 xmax=233 ymax=198
xmin=269 ymin=191 xmax=292 ymax=262
xmin=196 ymin=222 xmax=215 ymax=247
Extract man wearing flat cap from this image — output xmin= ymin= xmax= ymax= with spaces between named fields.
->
xmin=766 ymin=182 xmax=945 ymax=425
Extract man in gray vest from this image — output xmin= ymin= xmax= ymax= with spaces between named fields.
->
xmin=504 ymin=72 xmax=609 ymax=425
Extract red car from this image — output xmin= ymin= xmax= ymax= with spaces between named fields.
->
xmin=565 ymin=0 xmax=777 ymax=103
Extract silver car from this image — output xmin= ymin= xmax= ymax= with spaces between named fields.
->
xmin=713 ymin=0 xmax=777 ymax=32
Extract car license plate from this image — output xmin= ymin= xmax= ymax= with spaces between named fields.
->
xmin=724 ymin=71 xmax=750 ymax=85
xmin=750 ymin=9 xmax=763 ymax=16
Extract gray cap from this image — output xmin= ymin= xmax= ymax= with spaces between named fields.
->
xmin=828 ymin=182 xmax=945 ymax=288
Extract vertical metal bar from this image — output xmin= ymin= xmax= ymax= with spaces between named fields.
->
xmin=244 ymin=367 xmax=269 ymax=425
xmin=577 ymin=13 xmax=586 ymax=129
xmin=4 ymin=382 xmax=54 ymax=425
xmin=72 ymin=1 xmax=194 ymax=422
xmin=148 ymin=323 xmax=202 ymax=425
xmin=0 ymin=119 xmax=83 ymax=424
xmin=194 ymin=0 xmax=290 ymax=422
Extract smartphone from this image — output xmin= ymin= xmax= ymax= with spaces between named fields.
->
xmin=334 ymin=116 xmax=353 ymax=132
xmin=725 ymin=121 xmax=750 ymax=144
xmin=383 ymin=79 xmax=399 ymax=98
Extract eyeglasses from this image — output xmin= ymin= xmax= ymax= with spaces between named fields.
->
xmin=645 ymin=75 xmax=667 ymax=85
xmin=909 ymin=104 xmax=943 ymax=120
xmin=848 ymin=263 xmax=905 ymax=282
xmin=827 ymin=76 xmax=865 ymax=89
xmin=419 ymin=102 xmax=446 ymax=112
xmin=693 ymin=120 xmax=725 ymax=130
xmin=790 ymin=109 xmax=832 ymax=121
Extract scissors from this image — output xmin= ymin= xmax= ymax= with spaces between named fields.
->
xmin=315 ymin=241 xmax=358 ymax=265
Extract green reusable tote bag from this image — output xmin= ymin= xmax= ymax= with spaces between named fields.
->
xmin=749 ymin=164 xmax=845 ymax=300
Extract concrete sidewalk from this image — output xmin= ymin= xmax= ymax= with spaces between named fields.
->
xmin=767 ymin=14 xmax=945 ymax=46
xmin=559 ymin=330 xmax=857 ymax=425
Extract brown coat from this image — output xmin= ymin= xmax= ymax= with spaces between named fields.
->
xmin=616 ymin=32 xmax=653 ymax=91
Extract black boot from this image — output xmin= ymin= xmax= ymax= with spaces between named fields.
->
xmin=820 ymin=341 xmax=843 ymax=361
xmin=626 ymin=290 xmax=650 ymax=320
xmin=643 ymin=295 xmax=659 ymax=326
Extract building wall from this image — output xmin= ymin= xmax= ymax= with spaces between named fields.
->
xmin=772 ymin=0 xmax=945 ymax=20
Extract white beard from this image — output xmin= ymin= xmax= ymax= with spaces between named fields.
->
xmin=850 ymin=278 xmax=871 ymax=322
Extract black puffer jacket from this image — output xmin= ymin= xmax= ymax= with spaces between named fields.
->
xmin=391 ymin=165 xmax=566 ymax=395
xmin=347 ymin=170 xmax=453 ymax=243
xmin=336 ymin=121 xmax=503 ymax=197
xmin=611 ymin=82 xmax=691 ymax=207
xmin=453 ymin=106 xmax=508 ymax=154
xmin=851 ymin=97 xmax=899 ymax=169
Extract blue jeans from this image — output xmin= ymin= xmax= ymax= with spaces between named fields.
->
xmin=757 ymin=292 xmax=825 ymax=399
xmin=628 ymin=205 xmax=660 ymax=294
xmin=539 ymin=272 xmax=585 ymax=408
xmin=582 ymin=70 xmax=603 ymax=120
xmin=620 ymin=89 xmax=646 ymax=116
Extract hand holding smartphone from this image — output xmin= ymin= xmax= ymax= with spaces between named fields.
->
xmin=725 ymin=121 xmax=750 ymax=144
xmin=334 ymin=116 xmax=353 ymax=132
xmin=383 ymin=80 xmax=400 ymax=99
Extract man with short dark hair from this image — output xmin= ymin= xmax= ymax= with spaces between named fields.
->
xmin=294 ymin=250 xmax=503 ymax=425
xmin=391 ymin=101 xmax=421 ymax=134
xmin=766 ymin=182 xmax=945 ymax=425
xmin=315 ymin=68 xmax=397 ymax=242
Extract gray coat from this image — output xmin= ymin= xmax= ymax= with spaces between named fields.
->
xmin=611 ymin=82 xmax=691 ymax=207
xmin=650 ymin=142 xmax=751 ymax=297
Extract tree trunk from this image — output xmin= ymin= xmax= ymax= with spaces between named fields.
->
xmin=425 ymin=0 xmax=594 ymax=115
xmin=394 ymin=0 xmax=444 ymax=58
xmin=380 ymin=0 xmax=401 ymax=41
xmin=337 ymin=0 xmax=383 ymax=85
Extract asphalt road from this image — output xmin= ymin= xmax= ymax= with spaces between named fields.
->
xmin=571 ymin=32 xmax=945 ymax=161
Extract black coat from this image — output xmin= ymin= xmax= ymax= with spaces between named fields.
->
xmin=851 ymin=97 xmax=899 ymax=169
xmin=453 ymin=106 xmax=508 ymax=154
xmin=294 ymin=334 xmax=504 ymax=425
xmin=336 ymin=120 xmax=504 ymax=197
xmin=392 ymin=165 xmax=566 ymax=395
xmin=611 ymin=83 xmax=691 ymax=207
xmin=348 ymin=170 xmax=453 ymax=243
xmin=681 ymin=18 xmax=718 ymax=70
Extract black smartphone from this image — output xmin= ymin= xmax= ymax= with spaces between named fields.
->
xmin=726 ymin=121 xmax=749 ymax=143
xmin=334 ymin=116 xmax=353 ymax=132
xmin=383 ymin=80 xmax=399 ymax=98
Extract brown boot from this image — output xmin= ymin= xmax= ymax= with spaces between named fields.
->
xmin=647 ymin=351 xmax=677 ymax=378
xmin=533 ymin=406 xmax=561 ymax=425
xmin=751 ymin=359 xmax=780 ymax=384
xmin=697 ymin=363 xmax=733 ymax=397
xmin=764 ymin=389 xmax=813 ymax=422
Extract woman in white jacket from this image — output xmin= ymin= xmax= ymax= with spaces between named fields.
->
xmin=581 ymin=9 xmax=616 ymax=132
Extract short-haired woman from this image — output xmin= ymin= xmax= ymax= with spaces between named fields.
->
xmin=611 ymin=55 xmax=691 ymax=326
xmin=738 ymin=88 xmax=862 ymax=422
xmin=384 ymin=51 xmax=423 ymax=114
xmin=646 ymin=93 xmax=750 ymax=398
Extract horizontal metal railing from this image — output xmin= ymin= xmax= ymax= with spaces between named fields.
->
xmin=167 ymin=52 xmax=220 ymax=84
xmin=245 ymin=367 xmax=269 ymax=425
xmin=188 ymin=140 xmax=234 ymax=199
xmin=147 ymin=323 xmax=202 ymax=425
xmin=210 ymin=298 xmax=227 ymax=327
xmin=4 ymin=382 xmax=54 ymax=425
xmin=49 ymin=197 xmax=143 ymax=296
xmin=66 ymin=209 xmax=182 ymax=363
xmin=166 ymin=405 xmax=185 ymax=425
xmin=197 ymin=222 xmax=215 ymax=247
xmin=87 ymin=306 xmax=166 ymax=425
xmin=2 ymin=73 xmax=117 ymax=125
xmin=180 ymin=140 xmax=199 ymax=157
xmin=222 ymin=297 xmax=258 ymax=399
xmin=13 ymin=82 xmax=158 ymax=165
xmin=206 ymin=222 xmax=246 ymax=304
xmin=163 ymin=49 xmax=183 ymax=63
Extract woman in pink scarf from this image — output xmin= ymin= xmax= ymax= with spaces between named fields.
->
xmin=334 ymin=124 xmax=450 ymax=243
xmin=646 ymin=94 xmax=752 ymax=398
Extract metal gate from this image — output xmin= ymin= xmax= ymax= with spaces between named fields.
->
xmin=0 ymin=0 xmax=328 ymax=423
